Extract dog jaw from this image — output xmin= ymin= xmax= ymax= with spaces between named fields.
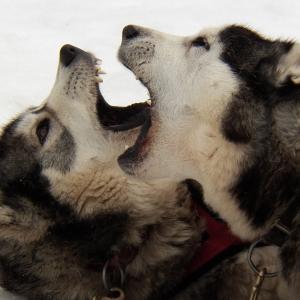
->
xmin=0 ymin=45 xmax=203 ymax=300
xmin=118 ymin=25 xmax=298 ymax=240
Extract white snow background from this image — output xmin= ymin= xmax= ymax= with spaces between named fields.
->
xmin=1 ymin=0 xmax=300 ymax=126
xmin=0 ymin=0 xmax=300 ymax=298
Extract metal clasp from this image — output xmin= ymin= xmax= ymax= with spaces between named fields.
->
xmin=101 ymin=258 xmax=125 ymax=300
xmin=247 ymin=239 xmax=278 ymax=300
xmin=249 ymin=268 xmax=266 ymax=300
xmin=101 ymin=288 xmax=125 ymax=300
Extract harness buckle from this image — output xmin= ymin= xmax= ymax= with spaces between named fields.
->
xmin=247 ymin=239 xmax=279 ymax=278
xmin=249 ymin=268 xmax=266 ymax=300
xmin=247 ymin=239 xmax=279 ymax=300
xmin=100 ymin=257 xmax=126 ymax=300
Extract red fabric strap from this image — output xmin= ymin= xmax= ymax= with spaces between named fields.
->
xmin=187 ymin=205 xmax=242 ymax=274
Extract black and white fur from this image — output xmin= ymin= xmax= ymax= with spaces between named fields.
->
xmin=0 ymin=42 xmax=292 ymax=300
xmin=0 ymin=45 xmax=203 ymax=300
xmin=118 ymin=24 xmax=300 ymax=297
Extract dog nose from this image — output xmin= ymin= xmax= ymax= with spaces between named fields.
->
xmin=60 ymin=44 xmax=77 ymax=67
xmin=122 ymin=25 xmax=140 ymax=40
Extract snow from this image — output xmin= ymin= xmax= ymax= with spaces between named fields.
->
xmin=0 ymin=0 xmax=300 ymax=298
xmin=1 ymin=0 xmax=300 ymax=126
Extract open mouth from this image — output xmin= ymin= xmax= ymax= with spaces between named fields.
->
xmin=60 ymin=44 xmax=151 ymax=132
xmin=94 ymin=56 xmax=151 ymax=132
xmin=96 ymin=55 xmax=153 ymax=173
xmin=118 ymin=107 xmax=152 ymax=174
xmin=116 ymin=55 xmax=155 ymax=174
xmin=91 ymin=58 xmax=151 ymax=132
xmin=96 ymin=90 xmax=151 ymax=132
xmin=59 ymin=43 xmax=154 ymax=174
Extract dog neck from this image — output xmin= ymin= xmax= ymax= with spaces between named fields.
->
xmin=135 ymin=105 xmax=268 ymax=240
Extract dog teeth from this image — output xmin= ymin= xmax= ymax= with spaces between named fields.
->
xmin=95 ymin=76 xmax=103 ymax=83
xmin=95 ymin=66 xmax=106 ymax=75
xmin=95 ymin=58 xmax=102 ymax=65
xmin=146 ymin=99 xmax=152 ymax=106
xmin=94 ymin=58 xmax=105 ymax=83
xmin=96 ymin=68 xmax=106 ymax=75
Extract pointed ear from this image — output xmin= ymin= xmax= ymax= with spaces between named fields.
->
xmin=275 ymin=43 xmax=300 ymax=86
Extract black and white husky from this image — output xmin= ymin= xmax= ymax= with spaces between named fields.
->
xmin=118 ymin=24 xmax=300 ymax=298
xmin=0 ymin=45 xmax=203 ymax=300
xmin=0 ymin=43 xmax=290 ymax=300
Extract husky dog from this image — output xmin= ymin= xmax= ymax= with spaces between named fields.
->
xmin=118 ymin=25 xmax=300 ymax=297
xmin=0 ymin=44 xmax=204 ymax=300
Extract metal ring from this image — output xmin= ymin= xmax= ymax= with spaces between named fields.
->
xmin=102 ymin=260 xmax=125 ymax=291
xmin=247 ymin=239 xmax=279 ymax=278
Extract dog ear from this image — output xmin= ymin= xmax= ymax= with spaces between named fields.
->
xmin=275 ymin=43 xmax=300 ymax=86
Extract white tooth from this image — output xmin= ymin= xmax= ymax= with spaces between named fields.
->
xmin=146 ymin=99 xmax=152 ymax=106
xmin=95 ymin=76 xmax=103 ymax=83
xmin=125 ymin=144 xmax=129 ymax=150
xmin=96 ymin=58 xmax=102 ymax=65
xmin=96 ymin=66 xmax=106 ymax=75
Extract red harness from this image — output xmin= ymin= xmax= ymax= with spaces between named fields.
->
xmin=187 ymin=205 xmax=243 ymax=274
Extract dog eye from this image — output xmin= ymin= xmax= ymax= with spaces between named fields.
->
xmin=191 ymin=37 xmax=210 ymax=50
xmin=36 ymin=118 xmax=50 ymax=145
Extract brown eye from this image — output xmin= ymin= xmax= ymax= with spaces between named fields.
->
xmin=36 ymin=118 xmax=50 ymax=145
xmin=191 ymin=37 xmax=210 ymax=50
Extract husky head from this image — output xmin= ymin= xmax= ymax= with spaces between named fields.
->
xmin=118 ymin=25 xmax=300 ymax=239
xmin=0 ymin=46 xmax=203 ymax=299
xmin=0 ymin=45 xmax=138 ymax=297
xmin=0 ymin=44 xmax=150 ymax=222
xmin=118 ymin=24 xmax=300 ymax=110
xmin=118 ymin=25 xmax=299 ymax=169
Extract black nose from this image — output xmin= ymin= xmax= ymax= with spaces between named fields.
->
xmin=122 ymin=25 xmax=140 ymax=40
xmin=60 ymin=44 xmax=77 ymax=67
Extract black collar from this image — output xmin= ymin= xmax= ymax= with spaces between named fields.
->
xmin=263 ymin=198 xmax=298 ymax=246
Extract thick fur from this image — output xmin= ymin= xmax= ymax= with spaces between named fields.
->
xmin=174 ymin=246 xmax=289 ymax=300
xmin=118 ymin=25 xmax=300 ymax=297
xmin=0 ymin=46 xmax=203 ymax=300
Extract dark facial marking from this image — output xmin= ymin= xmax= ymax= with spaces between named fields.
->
xmin=219 ymin=26 xmax=293 ymax=144
xmin=221 ymin=89 xmax=268 ymax=144
xmin=191 ymin=36 xmax=210 ymax=50
xmin=217 ymin=26 xmax=300 ymax=230
xmin=41 ymin=127 xmax=75 ymax=173
xmin=36 ymin=118 xmax=50 ymax=145
xmin=0 ymin=122 xmax=37 ymax=184
xmin=220 ymin=25 xmax=293 ymax=96
xmin=0 ymin=117 xmax=73 ymax=217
